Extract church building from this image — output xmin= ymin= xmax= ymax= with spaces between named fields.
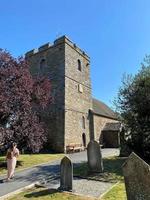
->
xmin=25 ymin=36 xmax=120 ymax=153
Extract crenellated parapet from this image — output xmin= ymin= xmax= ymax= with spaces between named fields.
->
xmin=25 ymin=35 xmax=89 ymax=61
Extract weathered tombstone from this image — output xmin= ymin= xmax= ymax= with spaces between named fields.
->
xmin=60 ymin=156 xmax=73 ymax=191
xmin=122 ymin=152 xmax=150 ymax=200
xmin=87 ymin=140 xmax=103 ymax=173
xmin=120 ymin=128 xmax=131 ymax=157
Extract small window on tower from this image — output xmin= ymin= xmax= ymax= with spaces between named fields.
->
xmin=82 ymin=116 xmax=86 ymax=129
xmin=78 ymin=59 xmax=82 ymax=71
xmin=40 ymin=58 xmax=46 ymax=71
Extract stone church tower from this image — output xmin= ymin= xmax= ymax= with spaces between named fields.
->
xmin=25 ymin=36 xmax=92 ymax=152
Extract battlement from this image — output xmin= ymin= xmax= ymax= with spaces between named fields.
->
xmin=38 ymin=42 xmax=51 ymax=52
xmin=25 ymin=35 xmax=90 ymax=60
xmin=25 ymin=48 xmax=38 ymax=57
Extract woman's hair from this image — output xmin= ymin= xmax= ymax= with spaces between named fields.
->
xmin=9 ymin=142 xmax=17 ymax=151
xmin=6 ymin=142 xmax=17 ymax=159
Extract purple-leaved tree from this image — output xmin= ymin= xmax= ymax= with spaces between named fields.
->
xmin=0 ymin=49 xmax=51 ymax=153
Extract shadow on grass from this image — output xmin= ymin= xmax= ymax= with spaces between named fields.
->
xmin=24 ymin=188 xmax=58 ymax=198
xmin=74 ymin=157 xmax=127 ymax=183
xmin=103 ymin=157 xmax=126 ymax=176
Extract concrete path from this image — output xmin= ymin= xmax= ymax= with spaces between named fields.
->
xmin=0 ymin=148 xmax=119 ymax=198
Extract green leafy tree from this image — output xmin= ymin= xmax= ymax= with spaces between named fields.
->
xmin=116 ymin=56 xmax=150 ymax=160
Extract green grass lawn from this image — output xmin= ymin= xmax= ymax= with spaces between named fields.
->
xmin=74 ymin=156 xmax=126 ymax=182
xmin=0 ymin=153 xmax=63 ymax=175
xmin=102 ymin=182 xmax=127 ymax=200
xmin=8 ymin=187 xmax=95 ymax=200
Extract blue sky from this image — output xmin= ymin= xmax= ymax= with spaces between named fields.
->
xmin=1 ymin=0 xmax=150 ymax=107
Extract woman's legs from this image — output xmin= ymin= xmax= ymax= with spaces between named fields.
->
xmin=10 ymin=157 xmax=16 ymax=178
xmin=7 ymin=157 xmax=16 ymax=180
xmin=7 ymin=159 xmax=13 ymax=180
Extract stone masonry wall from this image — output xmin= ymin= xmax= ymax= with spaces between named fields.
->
xmin=65 ymin=110 xmax=90 ymax=146
xmin=93 ymin=115 xmax=118 ymax=143
xmin=64 ymin=38 xmax=92 ymax=149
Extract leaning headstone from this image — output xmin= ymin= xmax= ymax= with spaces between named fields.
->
xmin=60 ymin=156 xmax=73 ymax=191
xmin=122 ymin=152 xmax=150 ymax=200
xmin=87 ymin=140 xmax=103 ymax=173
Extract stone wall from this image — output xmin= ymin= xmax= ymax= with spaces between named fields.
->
xmin=93 ymin=114 xmax=118 ymax=143
xmin=65 ymin=110 xmax=90 ymax=147
xmin=64 ymin=38 xmax=92 ymax=149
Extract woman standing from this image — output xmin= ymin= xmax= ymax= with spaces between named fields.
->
xmin=6 ymin=142 xmax=19 ymax=181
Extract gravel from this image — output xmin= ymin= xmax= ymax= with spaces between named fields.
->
xmin=44 ymin=177 xmax=114 ymax=198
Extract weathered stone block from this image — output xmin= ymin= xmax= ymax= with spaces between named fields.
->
xmin=122 ymin=152 xmax=150 ymax=200
xmin=38 ymin=43 xmax=51 ymax=52
xmin=25 ymin=49 xmax=38 ymax=57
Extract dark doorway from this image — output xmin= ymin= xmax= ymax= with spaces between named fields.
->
xmin=82 ymin=133 xmax=86 ymax=147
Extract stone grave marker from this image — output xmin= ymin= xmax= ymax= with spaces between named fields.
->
xmin=120 ymin=128 xmax=131 ymax=157
xmin=122 ymin=152 xmax=150 ymax=200
xmin=87 ymin=140 xmax=103 ymax=173
xmin=60 ymin=156 xmax=73 ymax=191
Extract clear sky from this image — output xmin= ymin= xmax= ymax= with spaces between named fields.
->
xmin=1 ymin=0 xmax=150 ymax=107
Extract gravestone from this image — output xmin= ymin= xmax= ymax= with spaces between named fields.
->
xmin=122 ymin=152 xmax=150 ymax=200
xmin=87 ymin=140 xmax=103 ymax=173
xmin=120 ymin=128 xmax=131 ymax=157
xmin=60 ymin=156 xmax=73 ymax=191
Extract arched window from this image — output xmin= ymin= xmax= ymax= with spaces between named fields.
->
xmin=82 ymin=116 xmax=86 ymax=129
xmin=78 ymin=59 xmax=82 ymax=71
xmin=39 ymin=58 xmax=46 ymax=72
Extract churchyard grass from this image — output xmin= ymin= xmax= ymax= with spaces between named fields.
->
xmin=74 ymin=156 xmax=127 ymax=200
xmin=8 ymin=187 xmax=95 ymax=200
xmin=74 ymin=156 xmax=126 ymax=182
xmin=102 ymin=182 xmax=126 ymax=200
xmin=0 ymin=154 xmax=63 ymax=175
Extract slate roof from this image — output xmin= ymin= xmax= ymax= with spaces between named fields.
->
xmin=92 ymin=98 xmax=118 ymax=119
xmin=102 ymin=122 xmax=121 ymax=131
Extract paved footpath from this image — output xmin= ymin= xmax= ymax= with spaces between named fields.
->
xmin=0 ymin=148 xmax=119 ymax=198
